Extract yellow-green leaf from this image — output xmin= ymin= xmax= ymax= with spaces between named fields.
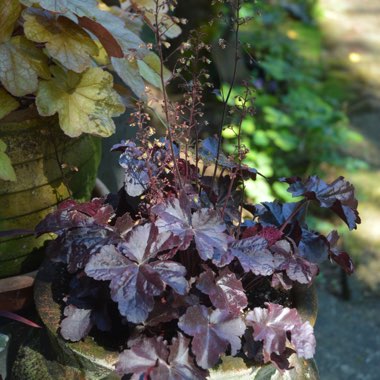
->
xmin=0 ymin=36 xmax=50 ymax=96
xmin=111 ymin=57 xmax=146 ymax=100
xmin=137 ymin=52 xmax=171 ymax=90
xmin=23 ymin=9 xmax=99 ymax=73
xmin=0 ymin=0 xmax=21 ymax=43
xmin=0 ymin=89 xmax=19 ymax=119
xmin=0 ymin=139 xmax=16 ymax=182
xmin=36 ymin=66 xmax=125 ymax=137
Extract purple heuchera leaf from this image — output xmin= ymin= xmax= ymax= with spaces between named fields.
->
xmin=246 ymin=303 xmax=315 ymax=364
xmin=255 ymin=201 xmax=305 ymax=227
xmin=117 ymin=141 xmax=159 ymax=197
xmin=60 ymin=305 xmax=93 ymax=342
xmin=326 ymin=230 xmax=354 ymax=274
xmin=153 ymin=195 xmax=229 ymax=263
xmin=85 ymin=243 xmax=163 ymax=323
xmin=230 ymin=236 xmax=285 ymax=276
xmin=85 ymin=224 xmax=188 ymax=324
xmin=47 ymin=226 xmax=121 ymax=273
xmin=152 ymin=196 xmax=194 ymax=252
xmin=116 ymin=334 xmax=206 ymax=380
xmin=282 ymin=176 xmax=360 ymax=230
xmin=118 ymin=221 xmax=158 ymax=262
xmin=36 ymin=198 xmax=113 ymax=235
xmin=298 ymin=229 xmax=329 ymax=264
xmin=196 ymin=267 xmax=247 ymax=316
xmin=178 ymin=305 xmax=245 ymax=369
xmin=272 ymin=240 xmax=319 ymax=285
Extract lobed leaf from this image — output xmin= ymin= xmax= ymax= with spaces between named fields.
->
xmin=282 ymin=176 xmax=360 ymax=230
xmin=35 ymin=198 xmax=113 ymax=236
xmin=36 ymin=66 xmax=125 ymax=137
xmin=178 ymin=305 xmax=245 ymax=369
xmin=60 ymin=305 xmax=92 ymax=342
xmin=48 ymin=227 xmax=121 ymax=273
xmin=326 ymin=230 xmax=354 ymax=274
xmin=23 ymin=9 xmax=99 ymax=73
xmin=230 ymin=236 xmax=285 ymax=276
xmin=153 ymin=196 xmax=229 ymax=262
xmin=0 ymin=36 xmax=50 ymax=96
xmin=196 ymin=268 xmax=247 ymax=316
xmin=246 ymin=303 xmax=315 ymax=364
xmin=116 ymin=334 xmax=205 ymax=380
xmin=271 ymin=240 xmax=319 ymax=285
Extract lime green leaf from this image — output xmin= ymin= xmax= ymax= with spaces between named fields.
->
xmin=36 ymin=66 xmax=125 ymax=137
xmin=0 ymin=36 xmax=50 ymax=96
xmin=0 ymin=139 xmax=16 ymax=182
xmin=0 ymin=0 xmax=21 ymax=43
xmin=137 ymin=52 xmax=171 ymax=90
xmin=111 ymin=57 xmax=146 ymax=100
xmin=0 ymin=88 xmax=19 ymax=119
xmin=23 ymin=9 xmax=98 ymax=73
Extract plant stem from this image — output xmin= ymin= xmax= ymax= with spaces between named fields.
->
xmin=154 ymin=0 xmax=183 ymax=191
xmin=279 ymin=199 xmax=307 ymax=233
xmin=211 ymin=0 xmax=241 ymax=190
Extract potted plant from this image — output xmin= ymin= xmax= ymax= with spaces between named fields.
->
xmin=27 ymin=1 xmax=360 ymax=379
xmin=0 ymin=0 xmax=172 ymax=291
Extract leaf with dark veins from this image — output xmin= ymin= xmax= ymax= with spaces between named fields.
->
xmin=153 ymin=197 xmax=193 ymax=251
xmin=153 ymin=196 xmax=229 ymax=262
xmin=116 ymin=334 xmax=206 ymax=380
xmin=118 ymin=222 xmax=158 ymax=263
xmin=150 ymin=261 xmax=188 ymax=295
xmin=246 ymin=303 xmax=315 ymax=364
xmin=196 ymin=268 xmax=247 ymax=316
xmin=85 ymin=245 xmax=163 ymax=323
xmin=271 ymin=240 xmax=319 ymax=285
xmin=47 ymin=226 xmax=121 ymax=273
xmin=192 ymin=208 xmax=229 ymax=261
xmin=230 ymin=236 xmax=285 ymax=276
xmin=282 ymin=176 xmax=360 ymax=230
xmin=178 ymin=305 xmax=245 ymax=369
xmin=60 ymin=305 xmax=92 ymax=342
xmin=298 ymin=229 xmax=329 ymax=264
xmin=85 ymin=238 xmax=188 ymax=323
xmin=36 ymin=198 xmax=113 ymax=235
xmin=115 ymin=336 xmax=168 ymax=379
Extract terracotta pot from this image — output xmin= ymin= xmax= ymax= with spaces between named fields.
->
xmin=33 ymin=260 xmax=319 ymax=380
xmin=0 ymin=109 xmax=101 ymax=279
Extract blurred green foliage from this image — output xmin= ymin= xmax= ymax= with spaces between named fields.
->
xmin=218 ymin=0 xmax=366 ymax=200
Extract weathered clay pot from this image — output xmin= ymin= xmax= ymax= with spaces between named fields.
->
xmin=33 ymin=260 xmax=319 ymax=380
xmin=0 ymin=109 xmax=101 ymax=279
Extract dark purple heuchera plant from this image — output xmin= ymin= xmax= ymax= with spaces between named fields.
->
xmin=35 ymin=1 xmax=360 ymax=379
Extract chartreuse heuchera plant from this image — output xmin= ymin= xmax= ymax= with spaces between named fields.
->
xmin=35 ymin=1 xmax=360 ymax=379
xmin=0 ymin=0 xmax=177 ymax=180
